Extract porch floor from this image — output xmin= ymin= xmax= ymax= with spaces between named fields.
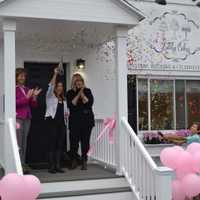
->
xmin=31 ymin=163 xmax=117 ymax=183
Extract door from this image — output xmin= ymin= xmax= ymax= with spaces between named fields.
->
xmin=128 ymin=75 xmax=137 ymax=133
xmin=24 ymin=62 xmax=67 ymax=167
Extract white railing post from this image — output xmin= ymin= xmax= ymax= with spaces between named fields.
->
xmin=115 ymin=26 xmax=129 ymax=175
xmin=7 ymin=118 xmax=23 ymax=175
xmin=155 ymin=167 xmax=173 ymax=200
xmin=121 ymin=118 xmax=173 ymax=200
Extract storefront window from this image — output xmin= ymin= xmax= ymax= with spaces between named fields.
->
xmin=176 ymin=80 xmax=186 ymax=129
xmin=138 ymin=79 xmax=148 ymax=130
xmin=186 ymin=80 xmax=200 ymax=127
xmin=150 ymin=80 xmax=174 ymax=130
xmin=136 ymin=78 xmax=200 ymax=131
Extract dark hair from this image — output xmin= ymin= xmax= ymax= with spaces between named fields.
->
xmin=16 ymin=68 xmax=27 ymax=83
xmin=54 ymin=81 xmax=65 ymax=101
xmin=190 ymin=122 xmax=200 ymax=131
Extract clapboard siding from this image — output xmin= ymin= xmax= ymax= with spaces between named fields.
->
xmin=0 ymin=0 xmax=141 ymax=25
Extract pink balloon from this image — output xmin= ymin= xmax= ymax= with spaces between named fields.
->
xmin=176 ymin=168 xmax=192 ymax=180
xmin=176 ymin=151 xmax=193 ymax=172
xmin=23 ymin=175 xmax=42 ymax=200
xmin=160 ymin=147 xmax=180 ymax=169
xmin=172 ymin=180 xmax=186 ymax=200
xmin=0 ymin=173 xmax=24 ymax=200
xmin=182 ymin=173 xmax=200 ymax=198
xmin=192 ymin=153 xmax=200 ymax=173
xmin=173 ymin=146 xmax=184 ymax=153
xmin=186 ymin=143 xmax=200 ymax=154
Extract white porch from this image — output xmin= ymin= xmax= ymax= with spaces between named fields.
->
xmin=0 ymin=1 xmax=173 ymax=200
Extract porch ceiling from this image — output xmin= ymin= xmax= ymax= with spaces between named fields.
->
xmin=0 ymin=18 xmax=115 ymax=46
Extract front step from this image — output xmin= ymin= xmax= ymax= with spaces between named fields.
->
xmin=39 ymin=191 xmax=133 ymax=200
xmin=38 ymin=177 xmax=133 ymax=200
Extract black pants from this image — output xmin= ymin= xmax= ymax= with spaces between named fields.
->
xmin=70 ymin=124 xmax=92 ymax=161
xmin=46 ymin=117 xmax=66 ymax=168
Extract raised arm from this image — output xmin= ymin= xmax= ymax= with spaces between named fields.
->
xmin=46 ymin=68 xmax=58 ymax=98
xmin=50 ymin=68 xmax=59 ymax=86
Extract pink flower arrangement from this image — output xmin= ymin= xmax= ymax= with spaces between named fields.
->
xmin=143 ymin=130 xmax=192 ymax=144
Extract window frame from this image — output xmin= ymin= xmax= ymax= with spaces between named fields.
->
xmin=137 ymin=76 xmax=200 ymax=133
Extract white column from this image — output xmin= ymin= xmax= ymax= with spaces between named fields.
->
xmin=3 ymin=19 xmax=16 ymax=121
xmin=115 ymin=26 xmax=129 ymax=175
xmin=155 ymin=167 xmax=173 ymax=200
xmin=2 ymin=19 xmax=22 ymax=174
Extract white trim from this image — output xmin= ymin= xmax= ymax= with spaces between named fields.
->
xmin=137 ymin=75 xmax=200 ymax=80
xmin=116 ymin=0 xmax=146 ymax=20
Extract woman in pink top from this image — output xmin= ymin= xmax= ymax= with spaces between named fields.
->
xmin=16 ymin=68 xmax=42 ymax=168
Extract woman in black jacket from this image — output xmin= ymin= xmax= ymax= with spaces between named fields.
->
xmin=67 ymin=73 xmax=95 ymax=170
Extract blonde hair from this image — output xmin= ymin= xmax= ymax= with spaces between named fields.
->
xmin=71 ymin=73 xmax=85 ymax=90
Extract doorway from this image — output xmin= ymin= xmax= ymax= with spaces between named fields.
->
xmin=24 ymin=62 xmax=67 ymax=168
xmin=128 ymin=75 xmax=137 ymax=133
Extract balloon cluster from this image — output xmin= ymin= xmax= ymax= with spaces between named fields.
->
xmin=160 ymin=143 xmax=200 ymax=200
xmin=0 ymin=173 xmax=41 ymax=200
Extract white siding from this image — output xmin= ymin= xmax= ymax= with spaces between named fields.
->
xmin=127 ymin=1 xmax=200 ymax=76
xmin=0 ymin=0 xmax=140 ymax=25
xmin=13 ymin=40 xmax=116 ymax=119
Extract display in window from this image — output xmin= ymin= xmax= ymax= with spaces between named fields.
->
xmin=150 ymin=80 xmax=174 ymax=130
xmin=176 ymin=80 xmax=186 ymax=129
xmin=138 ymin=79 xmax=148 ymax=130
xmin=186 ymin=80 xmax=200 ymax=127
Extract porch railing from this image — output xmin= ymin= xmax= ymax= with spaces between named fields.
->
xmin=4 ymin=118 xmax=23 ymax=175
xmin=89 ymin=119 xmax=116 ymax=168
xmin=121 ymin=117 xmax=173 ymax=200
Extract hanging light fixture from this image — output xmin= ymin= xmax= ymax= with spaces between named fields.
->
xmin=155 ymin=0 xmax=167 ymax=5
xmin=76 ymin=59 xmax=86 ymax=69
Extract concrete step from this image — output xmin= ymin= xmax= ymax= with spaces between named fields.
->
xmin=39 ymin=191 xmax=134 ymax=200
xmin=38 ymin=177 xmax=133 ymax=200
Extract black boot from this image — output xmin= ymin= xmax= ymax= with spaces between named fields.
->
xmin=55 ymin=151 xmax=65 ymax=173
xmin=48 ymin=152 xmax=56 ymax=174
xmin=70 ymin=159 xmax=78 ymax=170
xmin=81 ymin=160 xmax=87 ymax=170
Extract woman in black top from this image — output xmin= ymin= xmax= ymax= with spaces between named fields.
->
xmin=67 ymin=73 xmax=95 ymax=170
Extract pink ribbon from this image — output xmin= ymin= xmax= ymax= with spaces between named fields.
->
xmin=16 ymin=122 xmax=20 ymax=130
xmin=87 ymin=116 xmax=116 ymax=156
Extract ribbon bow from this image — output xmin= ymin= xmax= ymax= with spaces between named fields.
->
xmin=87 ymin=116 xmax=116 ymax=156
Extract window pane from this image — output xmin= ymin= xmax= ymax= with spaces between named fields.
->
xmin=150 ymin=80 xmax=174 ymax=130
xmin=176 ymin=80 xmax=186 ymax=129
xmin=138 ymin=79 xmax=148 ymax=130
xmin=186 ymin=80 xmax=200 ymax=127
